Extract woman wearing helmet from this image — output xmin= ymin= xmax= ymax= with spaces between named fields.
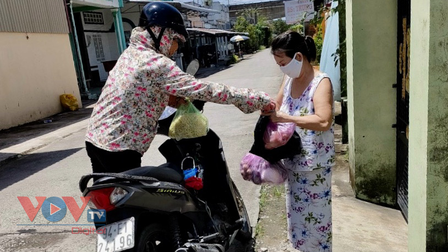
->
xmin=85 ymin=2 xmax=275 ymax=173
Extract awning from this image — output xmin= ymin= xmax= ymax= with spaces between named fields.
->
xmin=127 ymin=1 xmax=220 ymax=14
xmin=187 ymin=27 xmax=248 ymax=36
xmin=71 ymin=0 xmax=121 ymax=9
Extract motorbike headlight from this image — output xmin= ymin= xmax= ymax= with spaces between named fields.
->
xmin=110 ymin=187 xmax=128 ymax=205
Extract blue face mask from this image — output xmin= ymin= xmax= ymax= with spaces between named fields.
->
xmin=280 ymin=52 xmax=303 ymax=79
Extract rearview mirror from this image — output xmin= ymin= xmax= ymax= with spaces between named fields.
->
xmin=186 ymin=59 xmax=199 ymax=76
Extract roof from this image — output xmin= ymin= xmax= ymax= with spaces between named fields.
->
xmin=72 ymin=0 xmax=121 ymax=9
xmin=178 ymin=2 xmax=220 ymax=13
xmin=187 ymin=27 xmax=248 ymax=36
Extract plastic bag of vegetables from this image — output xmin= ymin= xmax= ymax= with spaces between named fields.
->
xmin=60 ymin=94 xmax=79 ymax=111
xmin=240 ymin=153 xmax=288 ymax=185
xmin=249 ymin=115 xmax=302 ymax=163
xmin=263 ymin=121 xmax=296 ymax=149
xmin=168 ymin=99 xmax=208 ymax=141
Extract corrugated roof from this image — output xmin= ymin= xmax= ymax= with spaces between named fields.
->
xmin=187 ymin=27 xmax=248 ymax=35
xmin=0 ymin=0 xmax=68 ymax=33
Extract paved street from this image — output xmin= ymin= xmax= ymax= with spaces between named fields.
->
xmin=0 ymin=49 xmax=283 ymax=252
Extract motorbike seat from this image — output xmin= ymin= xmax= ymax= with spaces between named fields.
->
xmin=121 ymin=163 xmax=183 ymax=184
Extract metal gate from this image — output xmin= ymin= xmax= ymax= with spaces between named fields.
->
xmin=395 ymin=0 xmax=411 ymax=221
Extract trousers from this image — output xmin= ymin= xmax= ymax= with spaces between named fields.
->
xmin=85 ymin=141 xmax=142 ymax=174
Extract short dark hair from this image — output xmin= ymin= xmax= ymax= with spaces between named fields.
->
xmin=270 ymin=31 xmax=317 ymax=62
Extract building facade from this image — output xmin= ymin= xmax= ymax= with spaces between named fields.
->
xmin=0 ymin=0 xmax=80 ymax=130
xmin=346 ymin=0 xmax=448 ymax=250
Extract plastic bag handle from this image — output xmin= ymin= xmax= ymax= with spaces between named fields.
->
xmin=181 ymin=156 xmax=196 ymax=170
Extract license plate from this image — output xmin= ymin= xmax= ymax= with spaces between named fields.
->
xmin=97 ymin=217 xmax=135 ymax=252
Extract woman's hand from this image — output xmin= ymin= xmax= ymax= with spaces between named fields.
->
xmin=261 ymin=101 xmax=276 ymax=115
xmin=270 ymin=110 xmax=291 ymax=123
xmin=240 ymin=164 xmax=253 ymax=181
xmin=168 ymin=95 xmax=187 ymax=108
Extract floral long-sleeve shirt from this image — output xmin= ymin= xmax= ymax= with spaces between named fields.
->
xmin=86 ymin=27 xmax=271 ymax=155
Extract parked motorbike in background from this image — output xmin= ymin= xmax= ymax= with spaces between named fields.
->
xmin=79 ymin=60 xmax=254 ymax=252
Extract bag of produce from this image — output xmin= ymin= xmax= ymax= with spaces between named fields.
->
xmin=168 ymin=99 xmax=208 ymax=140
xmin=263 ymin=121 xmax=296 ymax=149
xmin=240 ymin=153 xmax=287 ymax=185
xmin=249 ymin=116 xmax=302 ymax=163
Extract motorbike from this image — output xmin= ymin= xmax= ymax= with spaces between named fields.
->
xmin=78 ymin=60 xmax=254 ymax=252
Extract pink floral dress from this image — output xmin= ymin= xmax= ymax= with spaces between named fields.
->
xmin=280 ymin=73 xmax=335 ymax=251
xmin=86 ymin=27 xmax=271 ymax=155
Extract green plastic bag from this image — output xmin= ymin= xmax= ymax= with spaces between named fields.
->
xmin=168 ymin=100 xmax=208 ymax=141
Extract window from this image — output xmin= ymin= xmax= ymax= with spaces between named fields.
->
xmin=83 ymin=12 xmax=104 ymax=25
xmin=93 ymin=34 xmax=105 ymax=62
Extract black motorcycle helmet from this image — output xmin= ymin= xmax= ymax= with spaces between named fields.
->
xmin=139 ymin=2 xmax=188 ymax=51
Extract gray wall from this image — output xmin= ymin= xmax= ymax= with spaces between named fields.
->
xmin=0 ymin=0 xmax=69 ymax=34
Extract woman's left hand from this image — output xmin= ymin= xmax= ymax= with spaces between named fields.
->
xmin=270 ymin=111 xmax=290 ymax=123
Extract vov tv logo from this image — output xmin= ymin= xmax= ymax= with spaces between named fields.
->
xmin=17 ymin=196 xmax=106 ymax=225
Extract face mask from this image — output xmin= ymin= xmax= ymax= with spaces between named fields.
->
xmin=280 ymin=53 xmax=302 ymax=78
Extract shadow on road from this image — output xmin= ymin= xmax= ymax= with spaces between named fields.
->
xmin=0 ymin=148 xmax=83 ymax=191
xmin=0 ymin=102 xmax=94 ymax=152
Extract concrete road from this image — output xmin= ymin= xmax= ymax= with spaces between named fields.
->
xmin=0 ymin=49 xmax=282 ymax=252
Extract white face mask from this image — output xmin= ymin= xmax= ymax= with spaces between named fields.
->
xmin=280 ymin=53 xmax=302 ymax=79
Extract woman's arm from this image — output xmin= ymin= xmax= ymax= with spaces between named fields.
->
xmin=156 ymin=60 xmax=271 ymax=114
xmin=271 ymin=78 xmax=333 ymax=131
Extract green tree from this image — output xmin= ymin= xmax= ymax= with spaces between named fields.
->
xmin=233 ymin=16 xmax=250 ymax=32
xmin=246 ymin=25 xmax=259 ymax=51
xmin=288 ymin=23 xmax=304 ymax=33
xmin=237 ymin=7 xmax=259 ymax=24
xmin=270 ymin=19 xmax=304 ymax=36
xmin=313 ymin=25 xmax=324 ymax=64
xmin=272 ymin=19 xmax=289 ymax=35
xmin=233 ymin=9 xmax=272 ymax=52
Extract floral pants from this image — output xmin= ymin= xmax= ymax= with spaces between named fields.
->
xmin=286 ymin=167 xmax=332 ymax=252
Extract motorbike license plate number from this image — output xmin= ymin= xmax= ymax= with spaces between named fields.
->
xmin=97 ymin=217 xmax=135 ymax=252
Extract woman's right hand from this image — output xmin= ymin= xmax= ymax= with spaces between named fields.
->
xmin=240 ymin=164 xmax=253 ymax=181
xmin=261 ymin=101 xmax=276 ymax=115
xmin=168 ymin=95 xmax=187 ymax=108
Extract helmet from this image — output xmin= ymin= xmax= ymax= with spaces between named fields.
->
xmin=139 ymin=2 xmax=188 ymax=40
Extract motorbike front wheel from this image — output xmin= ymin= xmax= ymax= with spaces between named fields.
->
xmin=137 ymin=223 xmax=171 ymax=252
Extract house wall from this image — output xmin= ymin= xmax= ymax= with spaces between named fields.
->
xmin=0 ymin=32 xmax=80 ymax=130
xmin=208 ymin=2 xmax=230 ymax=29
xmin=346 ymin=0 xmax=397 ymax=205
xmin=408 ymin=0 xmax=448 ymax=250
